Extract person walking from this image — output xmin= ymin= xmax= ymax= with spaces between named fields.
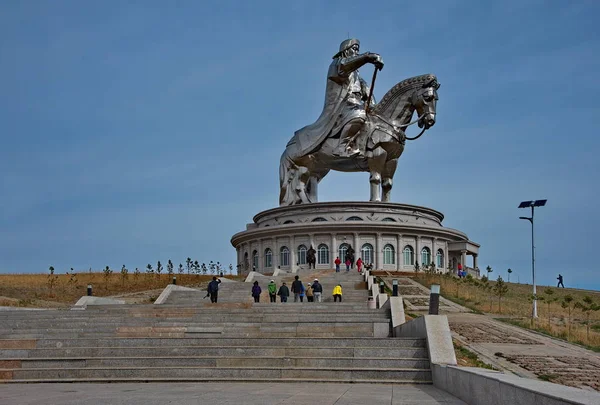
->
xmin=557 ymin=274 xmax=565 ymax=288
xmin=207 ymin=276 xmax=221 ymax=303
xmin=251 ymin=281 xmax=262 ymax=303
xmin=345 ymin=259 xmax=351 ymax=272
xmin=291 ymin=275 xmax=304 ymax=302
xmin=306 ymin=283 xmax=314 ymax=302
xmin=268 ymin=279 xmax=277 ymax=302
xmin=334 ymin=256 xmax=341 ymax=272
xmin=277 ymin=282 xmax=290 ymax=302
xmin=312 ymin=278 xmax=323 ymax=302
xmin=356 ymin=257 xmax=363 ymax=273
xmin=332 ymin=283 xmax=343 ymax=302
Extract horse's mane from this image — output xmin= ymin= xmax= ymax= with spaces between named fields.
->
xmin=372 ymin=74 xmax=436 ymax=117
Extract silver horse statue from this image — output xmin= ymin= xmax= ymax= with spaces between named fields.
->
xmin=279 ymin=39 xmax=439 ymax=206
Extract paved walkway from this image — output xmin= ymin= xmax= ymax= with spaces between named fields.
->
xmin=0 ymin=383 xmax=466 ymax=405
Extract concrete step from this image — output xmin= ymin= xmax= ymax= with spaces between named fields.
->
xmin=8 ymin=356 xmax=430 ymax=369
xmin=1 ymin=346 xmax=427 ymax=359
xmin=5 ymin=366 xmax=431 ymax=381
xmin=6 ymin=336 xmax=425 ymax=348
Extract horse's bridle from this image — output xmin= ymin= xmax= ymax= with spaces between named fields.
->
xmin=367 ymin=112 xmax=431 ymax=141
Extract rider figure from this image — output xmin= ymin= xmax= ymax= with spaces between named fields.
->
xmin=293 ymin=39 xmax=384 ymax=158
xmin=331 ymin=39 xmax=384 ymax=156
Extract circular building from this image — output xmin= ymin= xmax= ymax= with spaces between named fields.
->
xmin=230 ymin=201 xmax=480 ymax=276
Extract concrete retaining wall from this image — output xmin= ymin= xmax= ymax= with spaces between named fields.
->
xmin=433 ymin=364 xmax=600 ymax=405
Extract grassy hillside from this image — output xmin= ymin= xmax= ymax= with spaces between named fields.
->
xmin=0 ymin=272 xmax=242 ymax=308
xmin=412 ymin=272 xmax=600 ymax=350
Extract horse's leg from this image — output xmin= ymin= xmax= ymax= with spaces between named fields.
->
xmin=382 ymin=158 xmax=398 ymax=202
xmin=368 ymin=146 xmax=387 ymax=202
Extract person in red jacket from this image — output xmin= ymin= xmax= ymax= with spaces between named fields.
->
xmin=356 ymin=257 xmax=363 ymax=272
xmin=334 ymin=256 xmax=341 ymax=272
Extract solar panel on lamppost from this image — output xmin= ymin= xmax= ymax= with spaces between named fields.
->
xmin=518 ymin=199 xmax=547 ymax=318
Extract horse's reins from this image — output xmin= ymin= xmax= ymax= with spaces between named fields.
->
xmin=365 ymin=66 xmax=431 ymax=141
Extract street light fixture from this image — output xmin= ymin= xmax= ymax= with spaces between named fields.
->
xmin=518 ymin=199 xmax=547 ymax=318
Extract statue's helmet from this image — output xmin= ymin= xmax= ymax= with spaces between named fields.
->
xmin=333 ymin=38 xmax=360 ymax=58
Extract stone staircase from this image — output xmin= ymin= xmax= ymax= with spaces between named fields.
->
xmin=0 ymin=271 xmax=432 ymax=383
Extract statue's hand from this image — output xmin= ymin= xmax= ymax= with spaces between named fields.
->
xmin=369 ymin=53 xmax=384 ymax=70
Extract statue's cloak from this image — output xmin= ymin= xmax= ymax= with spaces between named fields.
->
xmin=291 ymin=60 xmax=366 ymax=158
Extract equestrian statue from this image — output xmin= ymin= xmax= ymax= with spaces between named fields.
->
xmin=279 ymin=39 xmax=440 ymax=206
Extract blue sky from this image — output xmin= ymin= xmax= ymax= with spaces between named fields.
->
xmin=1 ymin=1 xmax=599 ymax=290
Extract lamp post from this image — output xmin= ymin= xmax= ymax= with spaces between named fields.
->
xmin=429 ymin=284 xmax=440 ymax=315
xmin=518 ymin=199 xmax=547 ymax=319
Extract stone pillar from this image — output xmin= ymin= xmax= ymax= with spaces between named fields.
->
xmin=290 ymin=236 xmax=296 ymax=269
xmin=273 ymin=239 xmax=280 ymax=269
xmin=444 ymin=241 xmax=449 ymax=272
xmin=331 ymin=233 xmax=337 ymax=267
xmin=376 ymin=233 xmax=383 ymax=269
xmin=258 ymin=239 xmax=263 ymax=271
xmin=415 ymin=236 xmax=421 ymax=271
xmin=432 ymin=238 xmax=437 ymax=270
xmin=473 ymin=253 xmax=478 ymax=273
xmin=461 ymin=250 xmax=467 ymax=271
xmin=353 ymin=233 xmax=360 ymax=265
xmin=396 ymin=234 xmax=402 ymax=271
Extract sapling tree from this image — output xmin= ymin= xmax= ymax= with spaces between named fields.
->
xmin=120 ymin=265 xmax=128 ymax=286
xmin=507 ymin=268 xmax=512 ymax=282
xmin=193 ymin=260 xmax=200 ymax=274
xmin=561 ymin=295 xmax=575 ymax=338
xmin=156 ymin=261 xmax=163 ymax=278
xmin=167 ymin=260 xmax=174 ymax=276
xmin=201 ymin=263 xmax=207 ymax=275
xmin=575 ymin=296 xmax=600 ymax=343
xmin=493 ymin=276 xmax=509 ymax=313
xmin=134 ymin=267 xmax=140 ymax=280
xmin=103 ymin=265 xmax=113 ymax=289
xmin=47 ymin=266 xmax=59 ymax=293
xmin=186 ymin=257 xmax=192 ymax=274
xmin=178 ymin=263 xmax=184 ymax=275
xmin=542 ymin=288 xmax=557 ymax=324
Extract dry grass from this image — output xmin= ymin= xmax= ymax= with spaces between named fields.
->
xmin=0 ymin=272 xmax=243 ymax=308
xmin=412 ymin=273 xmax=600 ymax=349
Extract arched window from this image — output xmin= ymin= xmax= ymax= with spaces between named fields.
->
xmin=382 ymin=217 xmax=396 ymax=222
xmin=436 ymin=249 xmax=444 ymax=268
xmin=283 ymin=220 xmax=294 ymax=224
xmin=317 ymin=244 xmax=329 ymax=264
xmin=297 ymin=245 xmax=307 ymax=265
xmin=338 ymin=243 xmax=350 ymax=261
xmin=361 ymin=243 xmax=374 ymax=264
xmin=264 ymin=248 xmax=273 ymax=268
xmin=312 ymin=217 xmax=327 ymax=222
xmin=252 ymin=250 xmax=258 ymax=270
xmin=383 ymin=244 xmax=395 ymax=265
xmin=346 ymin=216 xmax=363 ymax=221
xmin=280 ymin=246 xmax=290 ymax=267
xmin=421 ymin=247 xmax=431 ymax=267
xmin=403 ymin=245 xmax=414 ymax=265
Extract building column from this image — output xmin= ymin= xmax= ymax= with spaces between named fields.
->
xmin=290 ymin=236 xmax=296 ymax=269
xmin=353 ymin=233 xmax=360 ymax=265
xmin=473 ymin=253 xmax=478 ymax=272
xmin=444 ymin=241 xmax=449 ymax=272
xmin=258 ymin=240 xmax=263 ymax=271
xmin=415 ymin=236 xmax=421 ymax=270
xmin=461 ymin=250 xmax=467 ymax=270
xmin=376 ymin=233 xmax=383 ymax=269
xmin=331 ymin=233 xmax=337 ymax=267
xmin=432 ymin=238 xmax=437 ymax=270
xmin=396 ymin=234 xmax=402 ymax=271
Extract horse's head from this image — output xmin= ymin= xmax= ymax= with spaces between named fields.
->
xmin=411 ymin=77 xmax=440 ymax=129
